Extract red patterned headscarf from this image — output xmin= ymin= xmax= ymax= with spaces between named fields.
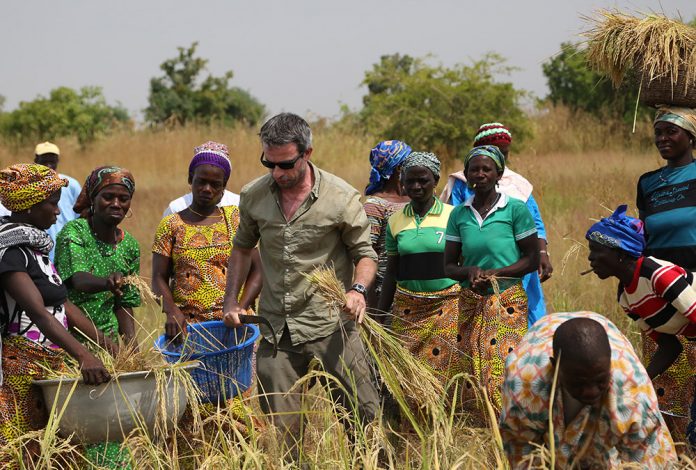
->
xmin=73 ymin=166 xmax=135 ymax=217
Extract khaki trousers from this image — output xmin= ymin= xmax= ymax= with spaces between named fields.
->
xmin=256 ymin=321 xmax=379 ymax=447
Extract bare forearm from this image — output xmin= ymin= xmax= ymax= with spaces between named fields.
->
xmin=152 ymin=274 xmax=179 ymax=315
xmin=646 ymin=336 xmax=683 ymax=379
xmin=238 ymin=250 xmax=263 ymax=309
xmin=115 ymin=306 xmax=136 ymax=340
xmin=224 ymin=247 xmax=253 ymax=310
xmin=489 ymin=254 xmax=538 ymax=279
xmin=64 ymin=301 xmax=114 ymax=351
xmin=68 ymin=272 xmax=110 ymax=294
xmin=352 ymin=257 xmax=376 ymax=288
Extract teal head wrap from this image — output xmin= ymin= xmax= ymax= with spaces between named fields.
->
xmin=464 ymin=145 xmax=506 ymax=173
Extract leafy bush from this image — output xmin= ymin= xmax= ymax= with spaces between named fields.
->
xmin=145 ymin=42 xmax=265 ymax=127
xmin=0 ymin=86 xmax=130 ymax=146
xmin=356 ymin=53 xmax=531 ymax=162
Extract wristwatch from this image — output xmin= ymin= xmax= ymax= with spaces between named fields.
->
xmin=350 ymin=283 xmax=368 ymax=299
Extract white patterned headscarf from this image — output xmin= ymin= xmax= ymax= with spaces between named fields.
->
xmin=401 ymin=152 xmax=441 ymax=179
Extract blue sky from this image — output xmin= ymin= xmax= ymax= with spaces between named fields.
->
xmin=1 ymin=0 xmax=694 ymax=120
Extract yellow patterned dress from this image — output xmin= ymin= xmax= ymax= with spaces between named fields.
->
xmin=152 ymin=206 xmax=239 ymax=322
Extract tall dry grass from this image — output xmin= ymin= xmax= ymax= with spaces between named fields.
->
xmin=0 ymin=107 xmax=686 ymax=468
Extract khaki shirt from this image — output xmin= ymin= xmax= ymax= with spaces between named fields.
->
xmin=234 ymin=164 xmax=377 ymax=345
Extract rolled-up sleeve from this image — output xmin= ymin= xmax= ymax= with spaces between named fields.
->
xmin=340 ymin=192 xmax=377 ymax=263
xmin=232 ymin=190 xmax=260 ymax=249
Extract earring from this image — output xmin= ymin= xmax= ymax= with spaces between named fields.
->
xmin=126 ymin=208 xmax=133 ymax=219
xmin=27 ymin=209 xmax=31 ymax=214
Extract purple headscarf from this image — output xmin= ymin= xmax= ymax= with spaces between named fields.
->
xmin=189 ymin=141 xmax=232 ymax=182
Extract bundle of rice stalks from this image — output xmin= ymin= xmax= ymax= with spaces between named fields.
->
xmin=123 ymin=273 xmax=160 ymax=304
xmin=303 ymin=265 xmax=445 ymax=436
xmin=584 ymin=10 xmax=696 ymax=105
xmin=302 ymin=264 xmax=347 ymax=309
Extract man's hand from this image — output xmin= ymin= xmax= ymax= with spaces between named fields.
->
xmin=164 ymin=307 xmax=187 ymax=342
xmin=105 ymin=272 xmax=124 ymax=297
xmin=344 ymin=290 xmax=366 ymax=324
xmin=77 ymin=352 xmax=111 ymax=385
xmin=539 ymin=252 xmax=553 ymax=282
xmin=223 ymin=303 xmax=245 ymax=328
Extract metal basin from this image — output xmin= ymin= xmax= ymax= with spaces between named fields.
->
xmin=33 ymin=362 xmax=198 ymax=444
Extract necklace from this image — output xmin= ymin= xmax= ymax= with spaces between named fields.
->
xmin=188 ymin=206 xmax=223 ymax=218
xmin=476 ymin=193 xmax=501 ymax=217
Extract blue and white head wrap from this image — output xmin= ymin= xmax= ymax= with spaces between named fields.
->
xmin=365 ymin=140 xmax=412 ymax=195
xmin=585 ymin=205 xmax=645 ymax=258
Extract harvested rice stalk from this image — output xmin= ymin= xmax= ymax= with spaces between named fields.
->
xmin=584 ymin=10 xmax=696 ymax=89
xmin=302 ymin=264 xmax=347 ymax=308
xmin=303 ymin=264 xmax=445 ymax=435
xmin=123 ymin=274 xmax=160 ymax=303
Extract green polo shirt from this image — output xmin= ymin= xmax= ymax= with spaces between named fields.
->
xmin=445 ymin=194 xmax=536 ymax=289
xmin=233 ymin=163 xmax=377 ymax=345
xmin=385 ymin=198 xmax=457 ymax=293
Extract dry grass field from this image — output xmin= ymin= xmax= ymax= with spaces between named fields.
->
xmin=0 ymin=109 xmax=692 ymax=468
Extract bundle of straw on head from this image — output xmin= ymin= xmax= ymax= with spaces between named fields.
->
xmin=584 ymin=10 xmax=696 ymax=94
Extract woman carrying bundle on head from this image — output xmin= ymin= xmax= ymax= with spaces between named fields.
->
xmin=586 ymin=204 xmax=696 ymax=447
xmin=377 ymin=152 xmax=459 ymax=384
xmin=441 ymin=123 xmax=552 ymax=327
xmin=363 ymin=140 xmax=411 ymax=312
xmin=443 ymin=146 xmax=539 ymax=420
xmin=0 ymin=164 xmax=116 ymax=464
xmin=55 ymin=167 xmax=140 ymax=345
xmin=636 ymin=107 xmax=696 ymax=439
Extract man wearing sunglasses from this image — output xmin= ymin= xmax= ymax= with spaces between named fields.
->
xmin=222 ymin=113 xmax=379 ymax=453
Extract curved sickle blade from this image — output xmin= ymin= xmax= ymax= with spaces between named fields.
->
xmin=238 ymin=314 xmax=278 ymax=358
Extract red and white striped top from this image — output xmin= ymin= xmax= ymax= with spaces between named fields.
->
xmin=620 ymin=256 xmax=696 ymax=341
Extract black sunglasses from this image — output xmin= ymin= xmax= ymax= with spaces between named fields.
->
xmin=259 ymin=151 xmax=304 ymax=170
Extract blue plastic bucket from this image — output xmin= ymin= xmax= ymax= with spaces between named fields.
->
xmin=155 ymin=320 xmax=259 ymax=403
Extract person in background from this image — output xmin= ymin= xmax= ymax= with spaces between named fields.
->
xmin=636 ymin=107 xmax=696 ymax=438
xmin=444 ymin=145 xmax=539 ymax=419
xmin=377 ymin=152 xmax=459 ymax=384
xmin=33 ymin=142 xmax=81 ymax=261
xmin=363 ymin=140 xmax=411 ymax=311
xmin=586 ymin=204 xmax=696 ymax=447
xmin=500 ymin=312 xmax=676 ymax=469
xmin=441 ymin=123 xmax=551 ymax=327
xmin=222 ymin=113 xmax=379 ymax=454
xmin=55 ymin=167 xmax=140 ymax=344
xmin=0 ymin=164 xmax=113 ymax=453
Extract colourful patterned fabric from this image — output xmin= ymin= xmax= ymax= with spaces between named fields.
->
xmin=152 ymin=206 xmax=239 ymax=321
xmin=189 ymin=141 xmax=232 ymax=182
xmin=642 ymin=334 xmax=696 ymax=420
xmin=586 ymin=204 xmax=646 ymax=258
xmin=473 ymin=122 xmax=512 ymax=147
xmin=54 ymin=218 xmax=141 ymax=338
xmin=0 ymin=164 xmax=67 ymax=212
xmin=500 ymin=311 xmax=677 ymax=469
xmin=391 ymin=284 xmax=460 ymax=383
xmin=401 ymin=152 xmax=440 ymax=179
xmin=73 ymin=166 xmax=135 ymax=218
xmin=654 ymin=106 xmax=696 ymax=137
xmin=0 ymin=336 xmax=64 ymax=445
xmin=455 ymin=282 xmax=528 ymax=421
xmin=365 ymin=140 xmax=411 ymax=195
xmin=463 ymin=145 xmax=505 ymax=173
xmin=362 ymin=196 xmax=406 ymax=295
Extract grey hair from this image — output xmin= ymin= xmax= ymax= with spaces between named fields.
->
xmin=259 ymin=113 xmax=313 ymax=153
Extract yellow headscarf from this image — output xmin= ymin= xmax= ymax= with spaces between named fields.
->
xmin=0 ymin=163 xmax=68 ymax=212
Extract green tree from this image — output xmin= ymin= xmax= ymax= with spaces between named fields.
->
xmin=0 ymin=86 xmax=129 ymax=145
xmin=358 ymin=53 xmax=530 ymax=161
xmin=542 ymin=42 xmax=649 ymax=121
xmin=145 ymin=42 xmax=265 ymax=127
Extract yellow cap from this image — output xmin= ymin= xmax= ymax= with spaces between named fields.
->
xmin=34 ymin=141 xmax=60 ymax=156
